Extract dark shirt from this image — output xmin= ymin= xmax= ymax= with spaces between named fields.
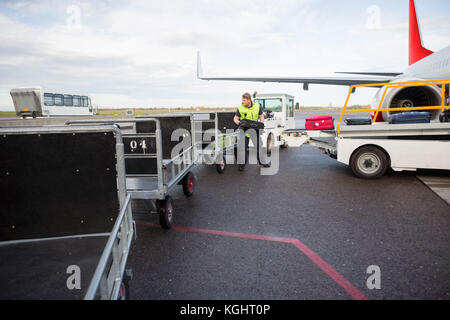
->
xmin=235 ymin=103 xmax=263 ymax=118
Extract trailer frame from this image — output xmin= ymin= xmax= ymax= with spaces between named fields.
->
xmin=191 ymin=111 xmax=239 ymax=173
xmin=67 ymin=116 xmax=199 ymax=228
xmin=0 ymin=125 xmax=134 ymax=300
xmin=282 ymin=79 xmax=450 ymax=179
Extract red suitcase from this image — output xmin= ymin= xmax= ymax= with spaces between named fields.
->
xmin=305 ymin=115 xmax=334 ymax=130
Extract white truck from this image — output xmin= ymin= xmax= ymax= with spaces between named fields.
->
xmin=10 ymin=87 xmax=97 ymax=118
xmin=283 ymin=122 xmax=450 ymax=179
xmin=281 ymin=79 xmax=450 ymax=179
xmin=253 ymin=93 xmax=296 ymax=150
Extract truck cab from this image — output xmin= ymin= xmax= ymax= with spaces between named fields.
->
xmin=254 ymin=93 xmax=296 ymax=148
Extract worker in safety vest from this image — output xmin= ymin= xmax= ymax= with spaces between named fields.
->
xmin=233 ymin=92 xmax=266 ymax=171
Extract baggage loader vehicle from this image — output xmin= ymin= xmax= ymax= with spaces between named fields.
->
xmin=282 ymin=79 xmax=450 ymax=179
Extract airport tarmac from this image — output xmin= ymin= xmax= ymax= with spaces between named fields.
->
xmin=1 ymin=113 xmax=449 ymax=300
xmin=417 ymin=173 xmax=450 ymax=205
xmin=129 ymin=138 xmax=450 ymax=300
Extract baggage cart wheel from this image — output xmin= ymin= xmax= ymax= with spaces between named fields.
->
xmin=350 ymin=146 xmax=388 ymax=179
xmin=117 ymin=269 xmax=132 ymax=300
xmin=182 ymin=172 xmax=195 ymax=197
xmin=159 ymin=196 xmax=174 ymax=229
xmin=216 ymin=155 xmax=226 ymax=174
xmin=117 ymin=282 xmax=126 ymax=300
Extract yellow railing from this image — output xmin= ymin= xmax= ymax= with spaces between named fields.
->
xmin=337 ymin=79 xmax=450 ymax=134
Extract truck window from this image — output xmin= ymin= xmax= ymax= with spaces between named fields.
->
xmin=44 ymin=93 xmax=54 ymax=106
xmin=88 ymin=97 xmax=93 ymax=112
xmin=64 ymin=94 xmax=73 ymax=106
xmin=260 ymin=98 xmax=282 ymax=112
xmin=54 ymin=94 xmax=64 ymax=106
xmin=73 ymin=95 xmax=81 ymax=107
xmin=82 ymin=96 xmax=88 ymax=107
xmin=255 ymin=99 xmax=265 ymax=109
xmin=287 ymin=98 xmax=294 ymax=118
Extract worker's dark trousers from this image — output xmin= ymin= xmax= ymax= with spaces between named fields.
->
xmin=244 ymin=134 xmax=265 ymax=166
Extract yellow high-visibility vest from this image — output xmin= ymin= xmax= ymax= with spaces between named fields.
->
xmin=238 ymin=103 xmax=260 ymax=121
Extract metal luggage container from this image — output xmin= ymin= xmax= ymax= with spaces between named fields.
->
xmin=191 ymin=111 xmax=239 ymax=174
xmin=0 ymin=125 xmax=134 ymax=300
xmin=67 ymin=115 xmax=198 ymax=229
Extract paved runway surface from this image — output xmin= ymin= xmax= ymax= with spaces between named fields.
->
xmin=128 ymin=144 xmax=450 ymax=300
xmin=417 ymin=172 xmax=450 ymax=205
xmin=3 ymin=113 xmax=448 ymax=299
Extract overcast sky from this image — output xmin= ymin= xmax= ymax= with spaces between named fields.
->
xmin=0 ymin=0 xmax=449 ymax=110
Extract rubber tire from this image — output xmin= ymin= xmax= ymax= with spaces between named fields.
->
xmin=159 ymin=196 xmax=174 ymax=229
xmin=350 ymin=146 xmax=388 ymax=179
xmin=117 ymin=272 xmax=131 ymax=300
xmin=182 ymin=172 xmax=195 ymax=197
xmin=216 ymin=156 xmax=226 ymax=174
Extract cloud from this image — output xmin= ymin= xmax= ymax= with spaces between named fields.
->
xmin=0 ymin=0 xmax=449 ymax=109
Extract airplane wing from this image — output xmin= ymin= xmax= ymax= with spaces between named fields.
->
xmin=335 ymin=72 xmax=403 ymax=77
xmin=197 ymin=52 xmax=397 ymax=88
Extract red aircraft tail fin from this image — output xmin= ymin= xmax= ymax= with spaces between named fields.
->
xmin=409 ymin=0 xmax=433 ymax=65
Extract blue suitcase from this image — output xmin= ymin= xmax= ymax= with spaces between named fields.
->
xmin=388 ymin=112 xmax=431 ymax=124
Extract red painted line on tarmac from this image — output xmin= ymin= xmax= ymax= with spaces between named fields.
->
xmin=136 ymin=221 xmax=369 ymax=300
xmin=289 ymin=239 xmax=368 ymax=301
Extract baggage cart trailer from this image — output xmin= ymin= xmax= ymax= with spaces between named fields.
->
xmin=0 ymin=125 xmax=134 ymax=300
xmin=67 ymin=115 xmax=198 ymax=229
xmin=191 ymin=111 xmax=239 ymax=174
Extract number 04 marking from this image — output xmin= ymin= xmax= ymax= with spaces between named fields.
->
xmin=130 ymin=139 xmax=147 ymax=153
